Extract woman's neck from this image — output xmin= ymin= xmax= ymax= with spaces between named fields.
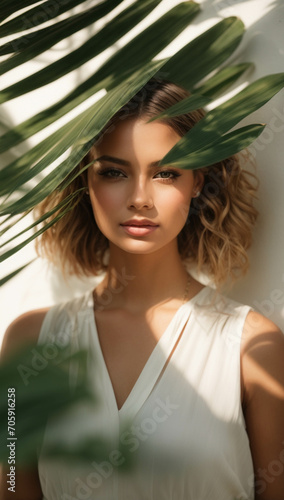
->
xmin=95 ymin=241 xmax=195 ymax=313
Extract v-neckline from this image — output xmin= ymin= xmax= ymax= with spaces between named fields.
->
xmin=88 ymin=285 xmax=208 ymax=419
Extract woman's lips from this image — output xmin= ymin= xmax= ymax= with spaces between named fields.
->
xmin=120 ymin=224 xmax=158 ymax=236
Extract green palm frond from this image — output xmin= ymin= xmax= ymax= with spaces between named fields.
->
xmin=0 ymin=1 xmax=199 ymax=154
xmin=0 ymin=343 xmax=104 ymax=464
xmin=0 ymin=1 xmax=123 ymax=61
xmin=0 ymin=258 xmax=37 ymax=286
xmin=157 ymin=73 xmax=284 ymax=166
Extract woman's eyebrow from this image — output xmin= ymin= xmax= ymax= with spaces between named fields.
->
xmin=96 ymin=155 xmax=162 ymax=167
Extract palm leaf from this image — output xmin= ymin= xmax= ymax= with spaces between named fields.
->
xmin=0 ymin=0 xmax=164 ymax=103
xmin=0 ymin=159 xmax=94 ymax=251
xmin=0 ymin=258 xmax=37 ymax=286
xmin=0 ymin=1 xmax=123 ymax=65
xmin=0 ymin=344 xmax=105 ymax=464
xmin=0 ymin=190 xmax=84 ymax=262
xmin=157 ymin=74 xmax=284 ymax=165
xmin=0 ymin=0 xmax=55 ymax=22
xmin=148 ymin=94 xmax=212 ymax=120
xmin=0 ymin=0 xmax=101 ymax=39
xmin=166 ymin=124 xmax=265 ymax=169
xmin=194 ymin=62 xmax=253 ymax=98
xmin=0 ymin=1 xmax=200 ymax=154
xmin=162 ymin=17 xmax=245 ymax=89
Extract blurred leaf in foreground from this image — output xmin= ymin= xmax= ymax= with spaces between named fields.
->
xmin=0 ymin=342 xmax=113 ymax=465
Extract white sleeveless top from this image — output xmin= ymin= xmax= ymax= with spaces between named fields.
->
xmin=37 ymin=285 xmax=255 ymax=500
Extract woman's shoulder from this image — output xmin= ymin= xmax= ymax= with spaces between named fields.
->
xmin=241 ymin=310 xmax=284 ymax=401
xmin=242 ymin=309 xmax=284 ymax=349
xmin=1 ymin=307 xmax=50 ymax=360
xmin=194 ymin=285 xmax=253 ymax=320
xmin=1 ymin=290 xmax=94 ymax=360
xmin=240 ymin=312 xmax=284 ymax=499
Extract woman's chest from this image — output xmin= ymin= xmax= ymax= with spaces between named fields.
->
xmin=93 ymin=308 xmax=185 ymax=412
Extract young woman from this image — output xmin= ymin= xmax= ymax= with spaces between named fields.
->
xmin=1 ymin=78 xmax=284 ymax=500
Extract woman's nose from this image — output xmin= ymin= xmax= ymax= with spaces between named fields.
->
xmin=127 ymin=177 xmax=154 ymax=210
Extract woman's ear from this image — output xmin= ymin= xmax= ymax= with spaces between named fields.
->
xmin=193 ymin=170 xmax=205 ymax=196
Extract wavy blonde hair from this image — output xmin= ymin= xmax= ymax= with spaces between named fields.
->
xmin=34 ymin=77 xmax=259 ymax=290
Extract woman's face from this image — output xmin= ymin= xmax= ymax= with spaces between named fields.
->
xmin=87 ymin=117 xmax=204 ymax=255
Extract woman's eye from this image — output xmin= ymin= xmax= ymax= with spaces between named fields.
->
xmin=155 ymin=170 xmax=180 ymax=180
xmin=98 ymin=168 xmax=125 ymax=178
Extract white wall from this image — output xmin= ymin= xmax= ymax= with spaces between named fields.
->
xmin=1 ymin=0 xmax=283 ymax=346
